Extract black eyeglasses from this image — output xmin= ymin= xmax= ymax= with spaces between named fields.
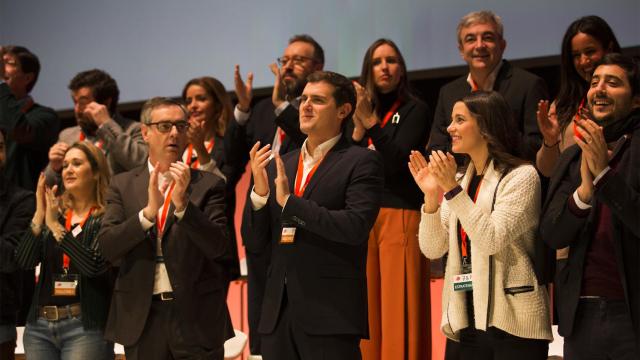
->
xmin=147 ymin=121 xmax=189 ymax=133
xmin=276 ymin=55 xmax=314 ymax=67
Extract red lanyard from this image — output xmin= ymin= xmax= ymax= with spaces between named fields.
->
xmin=278 ymin=128 xmax=286 ymax=144
xmin=367 ymin=100 xmax=402 ymax=147
xmin=469 ymin=78 xmax=479 ymax=92
xmin=573 ymin=98 xmax=586 ymax=141
xmin=63 ymin=207 xmax=95 ymax=270
xmin=185 ymin=138 xmax=215 ymax=169
xmin=79 ymin=132 xmax=103 ymax=149
xmin=294 ymin=151 xmax=324 ymax=197
xmin=459 ymin=179 xmax=483 ymax=258
xmin=157 ymin=182 xmax=176 ymax=237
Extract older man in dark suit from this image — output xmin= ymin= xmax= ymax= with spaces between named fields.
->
xmin=246 ymin=71 xmax=384 ymax=360
xmin=98 ymin=97 xmax=232 ymax=360
xmin=428 ymin=10 xmax=548 ymax=162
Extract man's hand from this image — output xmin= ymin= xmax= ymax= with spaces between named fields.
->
xmin=576 ymin=153 xmax=594 ymax=204
xmin=574 ymin=118 xmax=609 ymax=176
xmin=234 ymin=64 xmax=253 ymax=112
xmin=274 ymin=153 xmax=290 ymax=207
xmin=83 ymin=102 xmax=111 ymax=127
xmin=269 ymin=63 xmax=285 ymax=108
xmin=143 ymin=164 xmax=164 ymax=221
xmin=169 ymin=162 xmax=191 ymax=212
xmin=48 ymin=142 xmax=70 ymax=172
xmin=249 ymin=141 xmax=272 ymax=197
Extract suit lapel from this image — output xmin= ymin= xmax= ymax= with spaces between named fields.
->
xmin=133 ymin=166 xmax=150 ymax=212
xmin=300 ymin=136 xmax=349 ymax=198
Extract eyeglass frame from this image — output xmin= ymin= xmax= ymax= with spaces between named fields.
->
xmin=146 ymin=121 xmax=190 ymax=133
xmin=276 ymin=55 xmax=316 ymax=67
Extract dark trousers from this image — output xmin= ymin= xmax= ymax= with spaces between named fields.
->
xmin=124 ymin=300 xmax=223 ymax=360
xmin=261 ymin=291 xmax=361 ymax=360
xmin=564 ymin=298 xmax=639 ymax=360
xmin=457 ymin=326 xmax=548 ymax=360
xmin=0 ymin=339 xmax=15 ymax=360
xmin=246 ymin=245 xmax=271 ymax=355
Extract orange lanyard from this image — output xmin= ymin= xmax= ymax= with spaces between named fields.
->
xmin=469 ymin=78 xmax=479 ymax=92
xmin=459 ymin=178 xmax=483 ymax=258
xmin=63 ymin=207 xmax=95 ymax=270
xmin=278 ymin=128 xmax=286 ymax=144
xmin=185 ymin=138 xmax=215 ymax=169
xmin=157 ymin=182 xmax=176 ymax=237
xmin=79 ymin=132 xmax=103 ymax=149
xmin=368 ymin=100 xmax=402 ymax=147
xmin=294 ymin=151 xmax=324 ymax=197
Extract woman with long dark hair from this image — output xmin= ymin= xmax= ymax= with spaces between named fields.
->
xmin=536 ymin=15 xmax=620 ymax=176
xmin=411 ymin=91 xmax=552 ymax=360
xmin=182 ymin=76 xmax=241 ymax=287
xmin=351 ymin=38 xmax=432 ymax=360
xmin=16 ymin=142 xmax=113 ymax=359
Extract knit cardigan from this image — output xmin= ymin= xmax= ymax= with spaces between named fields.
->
xmin=419 ymin=161 xmax=552 ymax=341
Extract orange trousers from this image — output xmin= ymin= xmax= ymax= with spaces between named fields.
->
xmin=361 ymin=208 xmax=431 ymax=360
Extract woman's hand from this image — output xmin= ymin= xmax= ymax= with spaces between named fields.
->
xmin=30 ymin=173 xmax=47 ymax=235
xmin=187 ymin=118 xmax=211 ymax=165
xmin=409 ymin=151 xmax=441 ymax=213
xmin=44 ymin=185 xmax=65 ymax=241
xmin=536 ymin=100 xmax=560 ymax=147
xmin=353 ymin=82 xmax=378 ymax=129
xmin=427 ymin=150 xmax=458 ymax=193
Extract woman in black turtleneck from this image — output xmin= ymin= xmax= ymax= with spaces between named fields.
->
xmin=349 ymin=38 xmax=433 ymax=360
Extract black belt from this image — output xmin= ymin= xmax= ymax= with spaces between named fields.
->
xmin=152 ymin=292 xmax=175 ymax=301
xmin=38 ymin=303 xmax=81 ymax=321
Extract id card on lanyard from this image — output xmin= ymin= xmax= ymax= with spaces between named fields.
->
xmin=53 ymin=208 xmax=93 ymax=297
xmin=453 ymin=177 xmax=482 ymax=292
xmin=279 ymin=152 xmax=323 ymax=245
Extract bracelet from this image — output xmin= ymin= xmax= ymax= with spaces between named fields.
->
xmin=543 ymin=139 xmax=560 ymax=148
xmin=30 ymin=221 xmax=42 ymax=232
xmin=444 ymin=185 xmax=463 ymax=200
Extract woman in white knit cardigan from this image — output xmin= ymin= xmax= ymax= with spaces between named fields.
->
xmin=410 ymin=91 xmax=552 ymax=359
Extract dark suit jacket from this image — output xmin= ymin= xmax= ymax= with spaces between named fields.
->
xmin=540 ymin=118 xmax=640 ymax=349
xmin=98 ymin=165 xmax=232 ymax=348
xmin=0 ymin=179 xmax=34 ymax=326
xmin=428 ymin=60 xmax=548 ymax=161
xmin=245 ymin=136 xmax=384 ymax=337
xmin=0 ymin=83 xmax=59 ymax=191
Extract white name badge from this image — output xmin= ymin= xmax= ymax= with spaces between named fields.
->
xmin=453 ymin=273 xmax=473 ymax=292
xmin=280 ymin=227 xmax=296 ymax=244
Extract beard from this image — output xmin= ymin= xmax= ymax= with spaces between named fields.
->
xmin=281 ymin=69 xmax=308 ymax=99
xmin=77 ymin=115 xmax=98 ymax=136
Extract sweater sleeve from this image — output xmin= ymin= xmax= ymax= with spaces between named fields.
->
xmin=419 ymin=204 xmax=450 ymax=259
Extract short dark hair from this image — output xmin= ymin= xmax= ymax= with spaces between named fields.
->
xmin=140 ymin=97 xmax=188 ymax=125
xmin=306 ymin=71 xmax=356 ymax=122
xmin=460 ymin=91 xmax=527 ymax=172
xmin=289 ymin=34 xmax=325 ymax=66
xmin=595 ymin=53 xmax=640 ymax=97
xmin=68 ymin=69 xmax=120 ymax=113
xmin=3 ymin=46 xmax=40 ymax=93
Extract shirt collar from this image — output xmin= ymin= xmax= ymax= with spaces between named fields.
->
xmin=147 ymin=160 xmax=173 ymax=186
xmin=466 ymin=61 xmax=503 ymax=91
xmin=301 ymin=133 xmax=342 ymax=162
